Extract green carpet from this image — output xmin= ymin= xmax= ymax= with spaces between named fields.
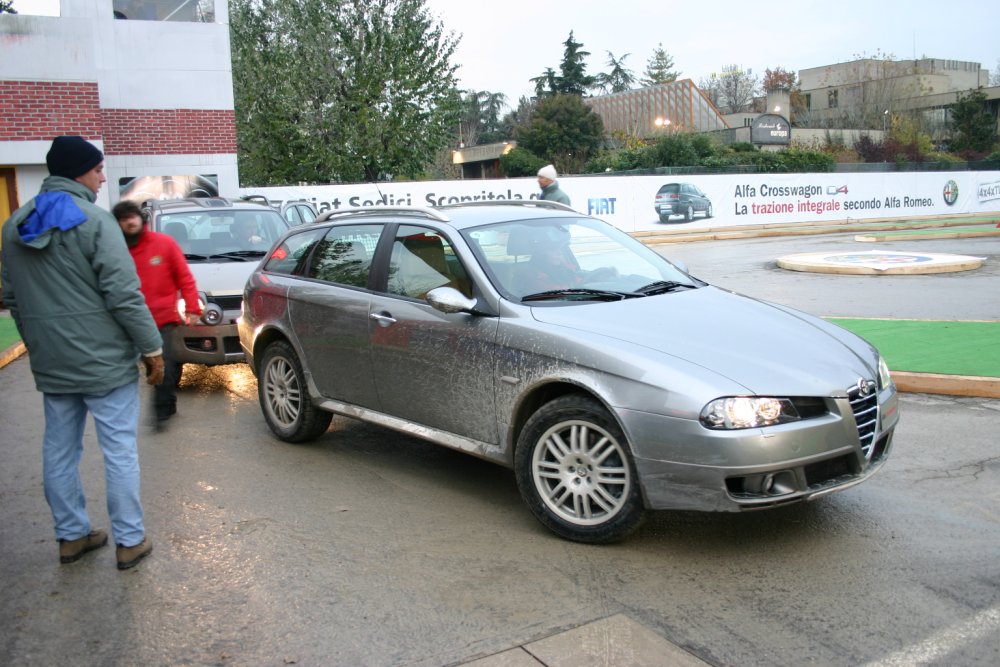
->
xmin=828 ymin=318 xmax=1000 ymax=378
xmin=0 ymin=314 xmax=20 ymax=353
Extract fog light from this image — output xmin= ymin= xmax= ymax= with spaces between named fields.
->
xmin=202 ymin=304 xmax=224 ymax=325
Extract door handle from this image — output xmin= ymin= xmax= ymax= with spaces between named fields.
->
xmin=369 ymin=312 xmax=397 ymax=325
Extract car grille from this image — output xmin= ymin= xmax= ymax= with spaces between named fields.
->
xmin=848 ymin=380 xmax=879 ymax=461
xmin=211 ymin=295 xmax=243 ymax=312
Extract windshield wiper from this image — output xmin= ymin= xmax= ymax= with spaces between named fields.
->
xmin=521 ymin=288 xmax=637 ymax=302
xmin=635 ymin=280 xmax=696 ymax=296
xmin=207 ymin=250 xmax=267 ymax=261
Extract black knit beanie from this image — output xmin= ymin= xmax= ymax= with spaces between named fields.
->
xmin=46 ymin=136 xmax=104 ymax=179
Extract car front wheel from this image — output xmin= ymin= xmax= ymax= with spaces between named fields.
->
xmin=515 ymin=395 xmax=645 ymax=543
xmin=258 ymin=340 xmax=332 ymax=443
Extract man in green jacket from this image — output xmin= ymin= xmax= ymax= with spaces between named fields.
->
xmin=537 ymin=164 xmax=571 ymax=206
xmin=1 ymin=136 xmax=163 ymax=570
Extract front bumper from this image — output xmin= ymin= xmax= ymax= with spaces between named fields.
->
xmin=170 ymin=321 xmax=246 ymax=366
xmin=618 ymin=389 xmax=898 ymax=512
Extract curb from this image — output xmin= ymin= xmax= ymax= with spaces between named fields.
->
xmin=891 ymin=371 xmax=1000 ymax=399
xmin=0 ymin=342 xmax=26 ymax=369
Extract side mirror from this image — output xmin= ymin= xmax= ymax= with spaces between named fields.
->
xmin=426 ymin=287 xmax=477 ymax=314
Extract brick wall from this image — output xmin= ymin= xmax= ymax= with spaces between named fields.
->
xmin=101 ymin=109 xmax=237 ymax=155
xmin=0 ymin=81 xmax=102 ymax=141
xmin=1 ymin=80 xmax=236 ymax=155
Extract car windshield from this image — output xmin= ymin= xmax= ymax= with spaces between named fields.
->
xmin=463 ymin=217 xmax=697 ymax=301
xmin=156 ymin=209 xmax=288 ymax=260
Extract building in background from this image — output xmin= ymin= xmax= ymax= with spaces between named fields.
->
xmin=0 ymin=0 xmax=237 ymax=219
xmin=795 ymin=57 xmax=999 ymax=141
xmin=584 ymin=80 xmax=730 ymax=138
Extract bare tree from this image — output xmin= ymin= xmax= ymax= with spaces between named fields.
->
xmin=697 ymin=75 xmax=723 ymax=110
xmin=716 ymin=65 xmax=759 ymax=113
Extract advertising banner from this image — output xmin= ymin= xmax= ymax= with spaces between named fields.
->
xmin=240 ymin=170 xmax=1000 ymax=234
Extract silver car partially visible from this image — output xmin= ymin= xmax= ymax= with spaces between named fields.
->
xmin=238 ymin=202 xmax=898 ymax=543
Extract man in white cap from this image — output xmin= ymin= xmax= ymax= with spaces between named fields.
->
xmin=536 ymin=164 xmax=570 ymax=206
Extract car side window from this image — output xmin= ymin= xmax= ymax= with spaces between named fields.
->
xmin=263 ymin=228 xmax=326 ymax=275
xmin=386 ymin=225 xmax=472 ymax=300
xmin=284 ymin=206 xmax=303 ymax=225
xmin=306 ymin=224 xmax=383 ymax=288
xmin=296 ymin=204 xmax=317 ymax=224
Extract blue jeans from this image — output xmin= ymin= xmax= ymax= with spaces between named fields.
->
xmin=43 ymin=380 xmax=145 ymax=547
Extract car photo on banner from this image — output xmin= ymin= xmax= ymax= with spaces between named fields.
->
xmin=654 ymin=182 xmax=713 ymax=222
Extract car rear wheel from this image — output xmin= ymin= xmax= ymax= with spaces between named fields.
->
xmin=684 ymin=204 xmax=694 ymax=221
xmin=515 ymin=395 xmax=645 ymax=543
xmin=258 ymin=341 xmax=332 ymax=443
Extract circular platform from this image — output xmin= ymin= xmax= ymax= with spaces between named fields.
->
xmin=776 ymin=250 xmax=985 ymax=275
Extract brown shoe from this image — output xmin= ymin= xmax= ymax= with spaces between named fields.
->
xmin=59 ymin=529 xmax=108 ymax=564
xmin=116 ymin=536 xmax=153 ymax=570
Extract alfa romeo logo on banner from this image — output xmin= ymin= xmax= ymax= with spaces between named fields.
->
xmin=943 ymin=180 xmax=959 ymax=205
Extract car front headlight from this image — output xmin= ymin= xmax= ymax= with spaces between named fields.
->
xmin=700 ymin=396 xmax=801 ymax=430
xmin=178 ymin=293 xmax=211 ymax=324
xmin=877 ymin=356 xmax=893 ymax=390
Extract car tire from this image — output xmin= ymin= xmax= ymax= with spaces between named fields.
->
xmin=684 ymin=204 xmax=694 ymax=221
xmin=514 ymin=395 xmax=645 ymax=543
xmin=258 ymin=340 xmax=332 ymax=443
xmin=705 ymin=203 xmax=713 ymax=218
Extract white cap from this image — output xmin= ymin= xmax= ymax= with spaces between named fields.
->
xmin=537 ymin=164 xmax=558 ymax=180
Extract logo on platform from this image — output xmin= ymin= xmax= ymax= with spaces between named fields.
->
xmin=942 ymin=180 xmax=959 ymax=206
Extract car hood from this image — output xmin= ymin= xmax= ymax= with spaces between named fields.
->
xmin=188 ymin=261 xmax=260 ymax=295
xmin=528 ymin=286 xmax=878 ymax=395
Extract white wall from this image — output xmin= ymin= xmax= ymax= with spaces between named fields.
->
xmin=241 ymin=171 xmax=1000 ymax=235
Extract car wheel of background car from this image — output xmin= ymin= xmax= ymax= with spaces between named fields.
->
xmin=706 ymin=203 xmax=713 ymax=218
xmin=684 ymin=205 xmax=694 ymax=221
xmin=514 ymin=395 xmax=645 ymax=543
xmin=258 ymin=340 xmax=333 ymax=443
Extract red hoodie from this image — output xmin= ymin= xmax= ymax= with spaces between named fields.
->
xmin=127 ymin=229 xmax=201 ymax=328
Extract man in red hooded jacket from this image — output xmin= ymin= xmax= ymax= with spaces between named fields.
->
xmin=112 ymin=200 xmax=201 ymax=427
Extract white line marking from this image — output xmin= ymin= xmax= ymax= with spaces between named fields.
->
xmin=862 ymin=605 xmax=1000 ymax=666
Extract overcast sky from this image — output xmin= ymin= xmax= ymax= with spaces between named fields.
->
xmin=423 ymin=0 xmax=999 ymax=104
xmin=12 ymin=0 xmax=999 ymax=108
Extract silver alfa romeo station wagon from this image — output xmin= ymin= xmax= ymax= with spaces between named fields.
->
xmin=238 ymin=201 xmax=898 ymax=543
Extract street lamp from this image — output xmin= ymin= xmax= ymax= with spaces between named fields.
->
xmin=883 ymin=109 xmax=889 ymax=133
xmin=654 ymin=117 xmax=671 ymax=131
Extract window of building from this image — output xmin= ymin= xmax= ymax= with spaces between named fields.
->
xmin=828 ymin=89 xmax=839 ymax=109
xmin=112 ymin=0 xmax=215 ymax=22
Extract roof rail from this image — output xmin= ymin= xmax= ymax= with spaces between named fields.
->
xmin=437 ymin=199 xmax=576 ymax=213
xmin=240 ymin=194 xmax=272 ymax=206
xmin=315 ymin=206 xmax=450 ymax=223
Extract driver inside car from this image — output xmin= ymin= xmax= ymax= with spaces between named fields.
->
xmin=232 ymin=218 xmax=264 ymax=247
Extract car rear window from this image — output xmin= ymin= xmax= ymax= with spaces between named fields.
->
xmin=657 ymin=184 xmax=680 ymax=194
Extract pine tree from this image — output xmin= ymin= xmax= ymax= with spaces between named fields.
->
xmin=641 ymin=44 xmax=679 ymax=86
